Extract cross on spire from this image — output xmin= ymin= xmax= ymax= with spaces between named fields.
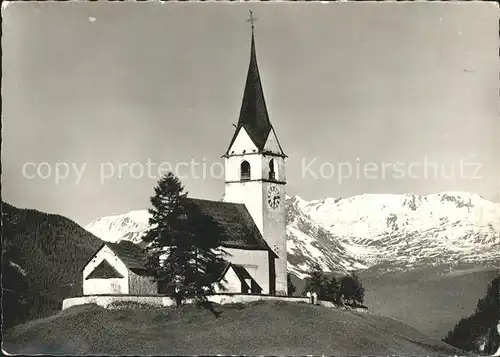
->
xmin=247 ymin=10 xmax=257 ymax=32
xmin=223 ymin=10 xmax=286 ymax=158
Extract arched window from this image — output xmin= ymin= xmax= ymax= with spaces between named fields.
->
xmin=241 ymin=161 xmax=251 ymax=181
xmin=269 ymin=159 xmax=276 ymax=180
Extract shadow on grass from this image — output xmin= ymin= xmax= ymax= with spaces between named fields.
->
xmin=197 ymin=300 xmax=222 ymax=318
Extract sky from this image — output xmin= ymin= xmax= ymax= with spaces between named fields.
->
xmin=2 ymin=1 xmax=499 ymax=226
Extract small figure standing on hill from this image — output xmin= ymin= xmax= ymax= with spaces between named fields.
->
xmin=312 ymin=292 xmax=318 ymax=305
xmin=306 ymin=291 xmax=312 ymax=304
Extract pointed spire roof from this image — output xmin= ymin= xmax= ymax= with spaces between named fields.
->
xmin=225 ymin=14 xmax=286 ymax=157
xmin=236 ymin=30 xmax=272 ymax=150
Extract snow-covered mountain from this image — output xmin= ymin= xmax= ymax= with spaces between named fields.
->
xmin=85 ymin=210 xmax=151 ymax=244
xmin=294 ymin=192 xmax=500 ymax=272
xmin=85 ymin=192 xmax=500 ymax=278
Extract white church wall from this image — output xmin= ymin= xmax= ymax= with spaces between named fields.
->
xmin=261 ymin=155 xmax=286 ymax=183
xmin=215 ymin=266 xmax=242 ymax=294
xmin=262 ymin=181 xmax=288 ymax=295
xmin=83 ymin=245 xmax=129 ymax=295
xmin=63 ymin=295 xmax=174 ymax=310
xmin=128 ymin=272 xmax=157 ymax=295
xmin=263 ymin=131 xmax=286 ymax=183
xmin=62 ymin=294 xmax=312 ymax=311
xmin=227 ymin=127 xmax=258 ymax=156
xmin=223 ymin=247 xmax=270 ymax=294
xmin=224 ymin=181 xmax=264 ymax=232
xmin=83 ymin=278 xmax=126 ymax=295
xmin=225 ymin=155 xmax=263 ymax=182
xmin=207 ymin=294 xmax=310 ymax=305
xmin=263 ymin=128 xmax=281 ymax=154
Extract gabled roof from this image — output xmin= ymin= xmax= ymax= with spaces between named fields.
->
xmin=213 ymin=262 xmax=232 ymax=282
xmin=229 ymin=264 xmax=263 ymax=292
xmin=85 ymin=259 xmax=124 ymax=280
xmin=225 ymin=31 xmax=285 ymax=157
xmin=231 ymin=264 xmax=253 ymax=280
xmin=105 ymin=241 xmax=151 ymax=276
xmin=187 ymin=198 xmax=273 ymax=252
xmin=83 ymin=198 xmax=277 ymax=274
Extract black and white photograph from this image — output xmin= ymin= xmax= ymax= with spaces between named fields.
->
xmin=2 ymin=1 xmax=499 ymax=355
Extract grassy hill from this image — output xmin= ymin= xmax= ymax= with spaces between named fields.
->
xmin=3 ymin=300 xmax=465 ymax=355
xmin=2 ymin=202 xmax=103 ymax=329
xmin=290 ymin=265 xmax=498 ymax=340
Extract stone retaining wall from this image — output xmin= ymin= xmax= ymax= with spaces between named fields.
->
xmin=62 ymin=294 xmax=368 ymax=313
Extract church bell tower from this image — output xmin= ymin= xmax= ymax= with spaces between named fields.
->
xmin=222 ymin=11 xmax=288 ymax=296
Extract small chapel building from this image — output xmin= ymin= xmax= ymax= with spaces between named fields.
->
xmin=83 ymin=241 xmax=158 ymax=295
xmin=83 ymin=15 xmax=289 ymax=296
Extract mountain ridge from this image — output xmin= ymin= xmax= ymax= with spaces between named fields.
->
xmin=85 ymin=191 xmax=500 ymax=277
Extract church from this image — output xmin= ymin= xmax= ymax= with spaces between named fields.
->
xmin=82 ymin=14 xmax=289 ymax=297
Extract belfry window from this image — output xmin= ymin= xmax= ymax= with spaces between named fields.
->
xmin=241 ymin=161 xmax=251 ymax=181
xmin=269 ymin=159 xmax=276 ymax=181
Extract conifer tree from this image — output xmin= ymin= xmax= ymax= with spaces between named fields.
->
xmin=340 ymin=272 xmax=365 ymax=306
xmin=325 ymin=276 xmax=341 ymax=304
xmin=351 ymin=273 xmax=365 ymax=305
xmin=2 ymin=210 xmax=30 ymax=330
xmin=303 ymin=262 xmax=328 ymax=298
xmin=142 ymin=172 xmax=226 ymax=307
xmin=185 ymin=199 xmax=228 ymax=298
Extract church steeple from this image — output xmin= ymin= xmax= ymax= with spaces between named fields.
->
xmin=223 ymin=12 xmax=288 ymax=296
xmin=224 ymin=11 xmax=285 ymax=157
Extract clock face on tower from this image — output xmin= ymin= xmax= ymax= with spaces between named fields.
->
xmin=268 ymin=185 xmax=280 ymax=209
